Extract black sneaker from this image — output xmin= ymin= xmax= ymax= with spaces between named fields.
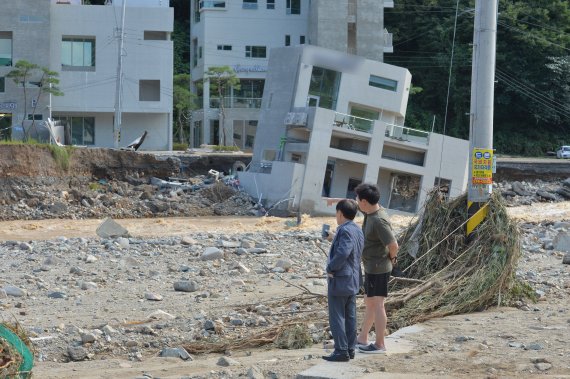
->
xmin=348 ymin=349 xmax=355 ymax=359
xmin=322 ymin=350 xmax=350 ymax=362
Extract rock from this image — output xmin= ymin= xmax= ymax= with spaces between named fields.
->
xmin=174 ymin=281 xmax=199 ymax=293
xmin=102 ymin=325 xmax=118 ymax=335
xmin=247 ymin=365 xmax=264 ymax=379
xmin=181 ymin=236 xmax=197 ymax=245
xmin=241 ymin=240 xmax=255 ymax=249
xmin=508 ymin=342 xmax=524 ymax=348
xmin=556 ymin=187 xmax=570 ymax=199
xmin=220 ymin=240 xmax=240 ymax=248
xmin=147 ymin=309 xmax=176 ymax=320
xmin=217 ymin=356 xmax=240 ymax=367
xmin=4 ymin=286 xmax=27 ymax=297
xmin=274 ymin=259 xmax=292 ymax=271
xmin=19 ymin=242 xmax=32 ymax=251
xmin=553 ymin=231 xmax=570 ymax=252
xmin=85 ymin=255 xmax=98 ymax=263
xmin=563 ymin=253 xmax=570 ymax=265
xmin=455 ymin=336 xmax=475 ymax=342
xmin=48 ymin=291 xmax=67 ymax=299
xmin=511 ymin=182 xmax=532 ymax=196
xmin=80 ymin=281 xmax=98 ymax=291
xmin=145 ymin=292 xmax=163 ymax=301
xmin=159 ymin=347 xmax=192 ymax=361
xmin=204 ymin=320 xmax=215 ymax=331
xmin=67 ymin=345 xmax=88 ymax=361
xmin=70 ymin=266 xmax=88 ymax=275
xmin=525 ymin=343 xmax=543 ymax=350
xmin=96 ymin=217 xmax=129 ymax=239
xmin=248 ymin=248 xmax=267 ymax=254
xmin=116 ymin=237 xmax=130 ymax=249
xmin=0 ymin=289 xmax=6 ymax=299
xmin=536 ymin=190 xmax=556 ymax=201
xmin=535 ymin=363 xmax=552 ymax=371
xmin=201 ymin=247 xmax=224 ymax=261
xmin=80 ymin=331 xmax=98 ymax=344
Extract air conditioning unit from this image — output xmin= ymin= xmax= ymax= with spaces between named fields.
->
xmin=292 ymin=112 xmax=307 ymax=126
xmin=284 ymin=112 xmax=296 ymax=125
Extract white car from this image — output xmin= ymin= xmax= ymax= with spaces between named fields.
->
xmin=557 ymin=146 xmax=570 ymax=159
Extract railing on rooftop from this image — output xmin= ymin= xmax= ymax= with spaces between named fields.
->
xmin=385 ymin=124 xmax=430 ymax=145
xmin=332 ymin=112 xmax=374 ymax=134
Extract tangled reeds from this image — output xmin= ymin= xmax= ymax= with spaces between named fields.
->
xmin=388 ymin=190 xmax=523 ymax=330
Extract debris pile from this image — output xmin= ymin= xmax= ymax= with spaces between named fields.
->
xmin=497 ymin=178 xmax=570 ymax=206
xmin=389 ymin=190 xmax=522 ymax=329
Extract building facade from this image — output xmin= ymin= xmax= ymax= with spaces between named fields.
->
xmin=238 ymin=45 xmax=469 ymax=215
xmin=1 ymin=0 xmax=173 ymax=150
xmin=189 ymin=0 xmax=394 ymax=150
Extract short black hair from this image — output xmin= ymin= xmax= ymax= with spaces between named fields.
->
xmin=355 ymin=183 xmax=380 ymax=205
xmin=336 ymin=199 xmax=358 ymax=220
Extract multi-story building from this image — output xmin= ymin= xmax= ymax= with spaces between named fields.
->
xmin=1 ymin=0 xmax=173 ymax=150
xmin=189 ymin=0 xmax=394 ymax=150
xmin=238 ymin=45 xmax=469 ymax=215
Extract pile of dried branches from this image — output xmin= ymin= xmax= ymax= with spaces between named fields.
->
xmin=0 ymin=321 xmax=33 ymax=379
xmin=387 ymin=190 xmax=521 ymax=329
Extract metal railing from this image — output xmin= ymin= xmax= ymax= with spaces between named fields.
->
xmin=385 ymin=124 xmax=430 ymax=145
xmin=209 ymin=97 xmax=262 ymax=109
xmin=332 ymin=112 xmax=374 ymax=134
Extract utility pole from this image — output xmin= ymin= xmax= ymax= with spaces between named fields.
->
xmin=113 ymin=0 xmax=127 ymax=149
xmin=466 ymin=0 xmax=498 ymax=237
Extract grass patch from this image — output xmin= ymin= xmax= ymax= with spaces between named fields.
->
xmin=173 ymin=142 xmax=188 ymax=151
xmin=212 ymin=145 xmax=240 ymax=152
xmin=46 ymin=145 xmax=74 ymax=172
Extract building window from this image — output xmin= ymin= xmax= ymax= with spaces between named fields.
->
xmin=267 ymin=0 xmax=275 ymax=9
xmin=243 ymin=0 xmax=257 ymax=9
xmin=217 ymin=45 xmax=232 ymax=51
xmin=192 ymin=39 xmax=198 ymax=67
xmin=286 ymin=0 xmax=301 ymax=14
xmin=369 ymin=75 xmax=398 ymax=92
xmin=246 ymin=45 xmax=266 ymax=58
xmin=285 ymin=35 xmax=290 ymax=46
xmin=0 ymin=77 xmax=4 ymax=93
xmin=139 ymin=80 xmax=160 ymax=101
xmin=144 ymin=31 xmax=168 ymax=40
xmin=199 ymin=46 xmax=203 ymax=58
xmin=309 ymin=66 xmax=341 ymax=110
xmin=199 ymin=1 xmax=226 ymax=10
xmin=62 ymin=37 xmax=95 ymax=70
xmin=300 ymin=35 xmax=305 ymax=44
xmin=0 ymin=32 xmax=13 ymax=67
xmin=53 ymin=116 xmax=95 ymax=146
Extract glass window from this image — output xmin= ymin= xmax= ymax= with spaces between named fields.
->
xmin=62 ymin=37 xmax=95 ymax=70
xmin=245 ymin=45 xmax=266 ymax=58
xmin=300 ymin=35 xmax=305 ymax=44
xmin=243 ymin=0 xmax=257 ymax=9
xmin=286 ymin=0 xmax=301 ymax=14
xmin=0 ymin=77 xmax=4 ymax=93
xmin=369 ymin=75 xmax=398 ymax=92
xmin=234 ymin=79 xmax=264 ymax=99
xmin=309 ymin=66 xmax=341 ymax=110
xmin=285 ymin=35 xmax=290 ymax=46
xmin=217 ymin=45 xmax=232 ymax=51
xmin=0 ymin=32 xmax=13 ymax=67
xmin=54 ymin=116 xmax=95 ymax=145
xmin=139 ymin=80 xmax=161 ymax=101
xmin=267 ymin=0 xmax=275 ymax=9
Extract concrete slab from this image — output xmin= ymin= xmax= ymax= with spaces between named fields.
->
xmin=295 ymin=361 xmax=366 ymax=379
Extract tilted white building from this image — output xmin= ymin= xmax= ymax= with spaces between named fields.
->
xmin=0 ymin=0 xmax=173 ymax=150
xmin=238 ymin=45 xmax=470 ymax=215
xmin=189 ymin=0 xmax=394 ymax=150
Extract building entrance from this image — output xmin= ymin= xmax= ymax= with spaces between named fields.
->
xmin=0 ymin=113 xmax=12 ymax=140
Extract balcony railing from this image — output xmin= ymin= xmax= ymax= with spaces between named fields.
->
xmin=209 ymin=97 xmax=262 ymax=109
xmin=332 ymin=112 xmax=374 ymax=134
xmin=385 ymin=124 xmax=430 ymax=145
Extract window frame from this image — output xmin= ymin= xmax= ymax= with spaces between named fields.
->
xmin=217 ymin=45 xmax=232 ymax=51
xmin=267 ymin=0 xmax=275 ymax=9
xmin=286 ymin=0 xmax=301 ymax=14
xmin=0 ymin=77 xmax=4 ymax=93
xmin=369 ymin=75 xmax=398 ymax=92
xmin=245 ymin=45 xmax=267 ymax=58
xmin=285 ymin=35 xmax=291 ymax=46
xmin=61 ymin=36 xmax=96 ymax=71
xmin=0 ymin=32 xmax=12 ymax=67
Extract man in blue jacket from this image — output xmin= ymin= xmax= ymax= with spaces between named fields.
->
xmin=322 ymin=199 xmax=364 ymax=362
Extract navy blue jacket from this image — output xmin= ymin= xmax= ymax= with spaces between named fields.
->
xmin=326 ymin=220 xmax=364 ymax=296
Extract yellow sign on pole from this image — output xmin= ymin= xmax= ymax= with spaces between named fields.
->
xmin=471 ymin=148 xmax=493 ymax=185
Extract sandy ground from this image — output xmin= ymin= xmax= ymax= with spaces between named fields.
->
xmin=2 ymin=205 xmax=570 ymax=378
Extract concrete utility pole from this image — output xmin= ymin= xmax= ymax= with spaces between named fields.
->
xmin=113 ymin=0 xmax=127 ymax=149
xmin=466 ymin=0 xmax=498 ymax=236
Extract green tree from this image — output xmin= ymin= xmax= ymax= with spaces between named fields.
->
xmin=204 ymin=66 xmax=240 ymax=146
xmin=7 ymin=60 xmax=63 ymax=140
xmin=173 ymin=73 xmax=194 ymax=143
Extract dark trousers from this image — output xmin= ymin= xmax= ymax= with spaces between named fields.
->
xmin=327 ymin=294 xmax=357 ymax=352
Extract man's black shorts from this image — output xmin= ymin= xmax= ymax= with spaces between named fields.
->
xmin=364 ymin=272 xmax=390 ymax=297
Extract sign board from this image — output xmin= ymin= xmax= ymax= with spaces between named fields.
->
xmin=471 ymin=148 xmax=493 ymax=185
xmin=232 ymin=64 xmax=267 ymax=73
xmin=0 ymin=102 xmax=17 ymax=111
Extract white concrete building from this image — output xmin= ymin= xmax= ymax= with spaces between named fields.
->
xmin=0 ymin=0 xmax=173 ymax=150
xmin=238 ymin=45 xmax=469 ymax=215
xmin=189 ymin=0 xmax=394 ymax=150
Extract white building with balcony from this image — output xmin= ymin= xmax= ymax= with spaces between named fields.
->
xmin=238 ymin=45 xmax=469 ymax=215
xmin=189 ymin=0 xmax=395 ymax=151
xmin=0 ymin=0 xmax=172 ymax=148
